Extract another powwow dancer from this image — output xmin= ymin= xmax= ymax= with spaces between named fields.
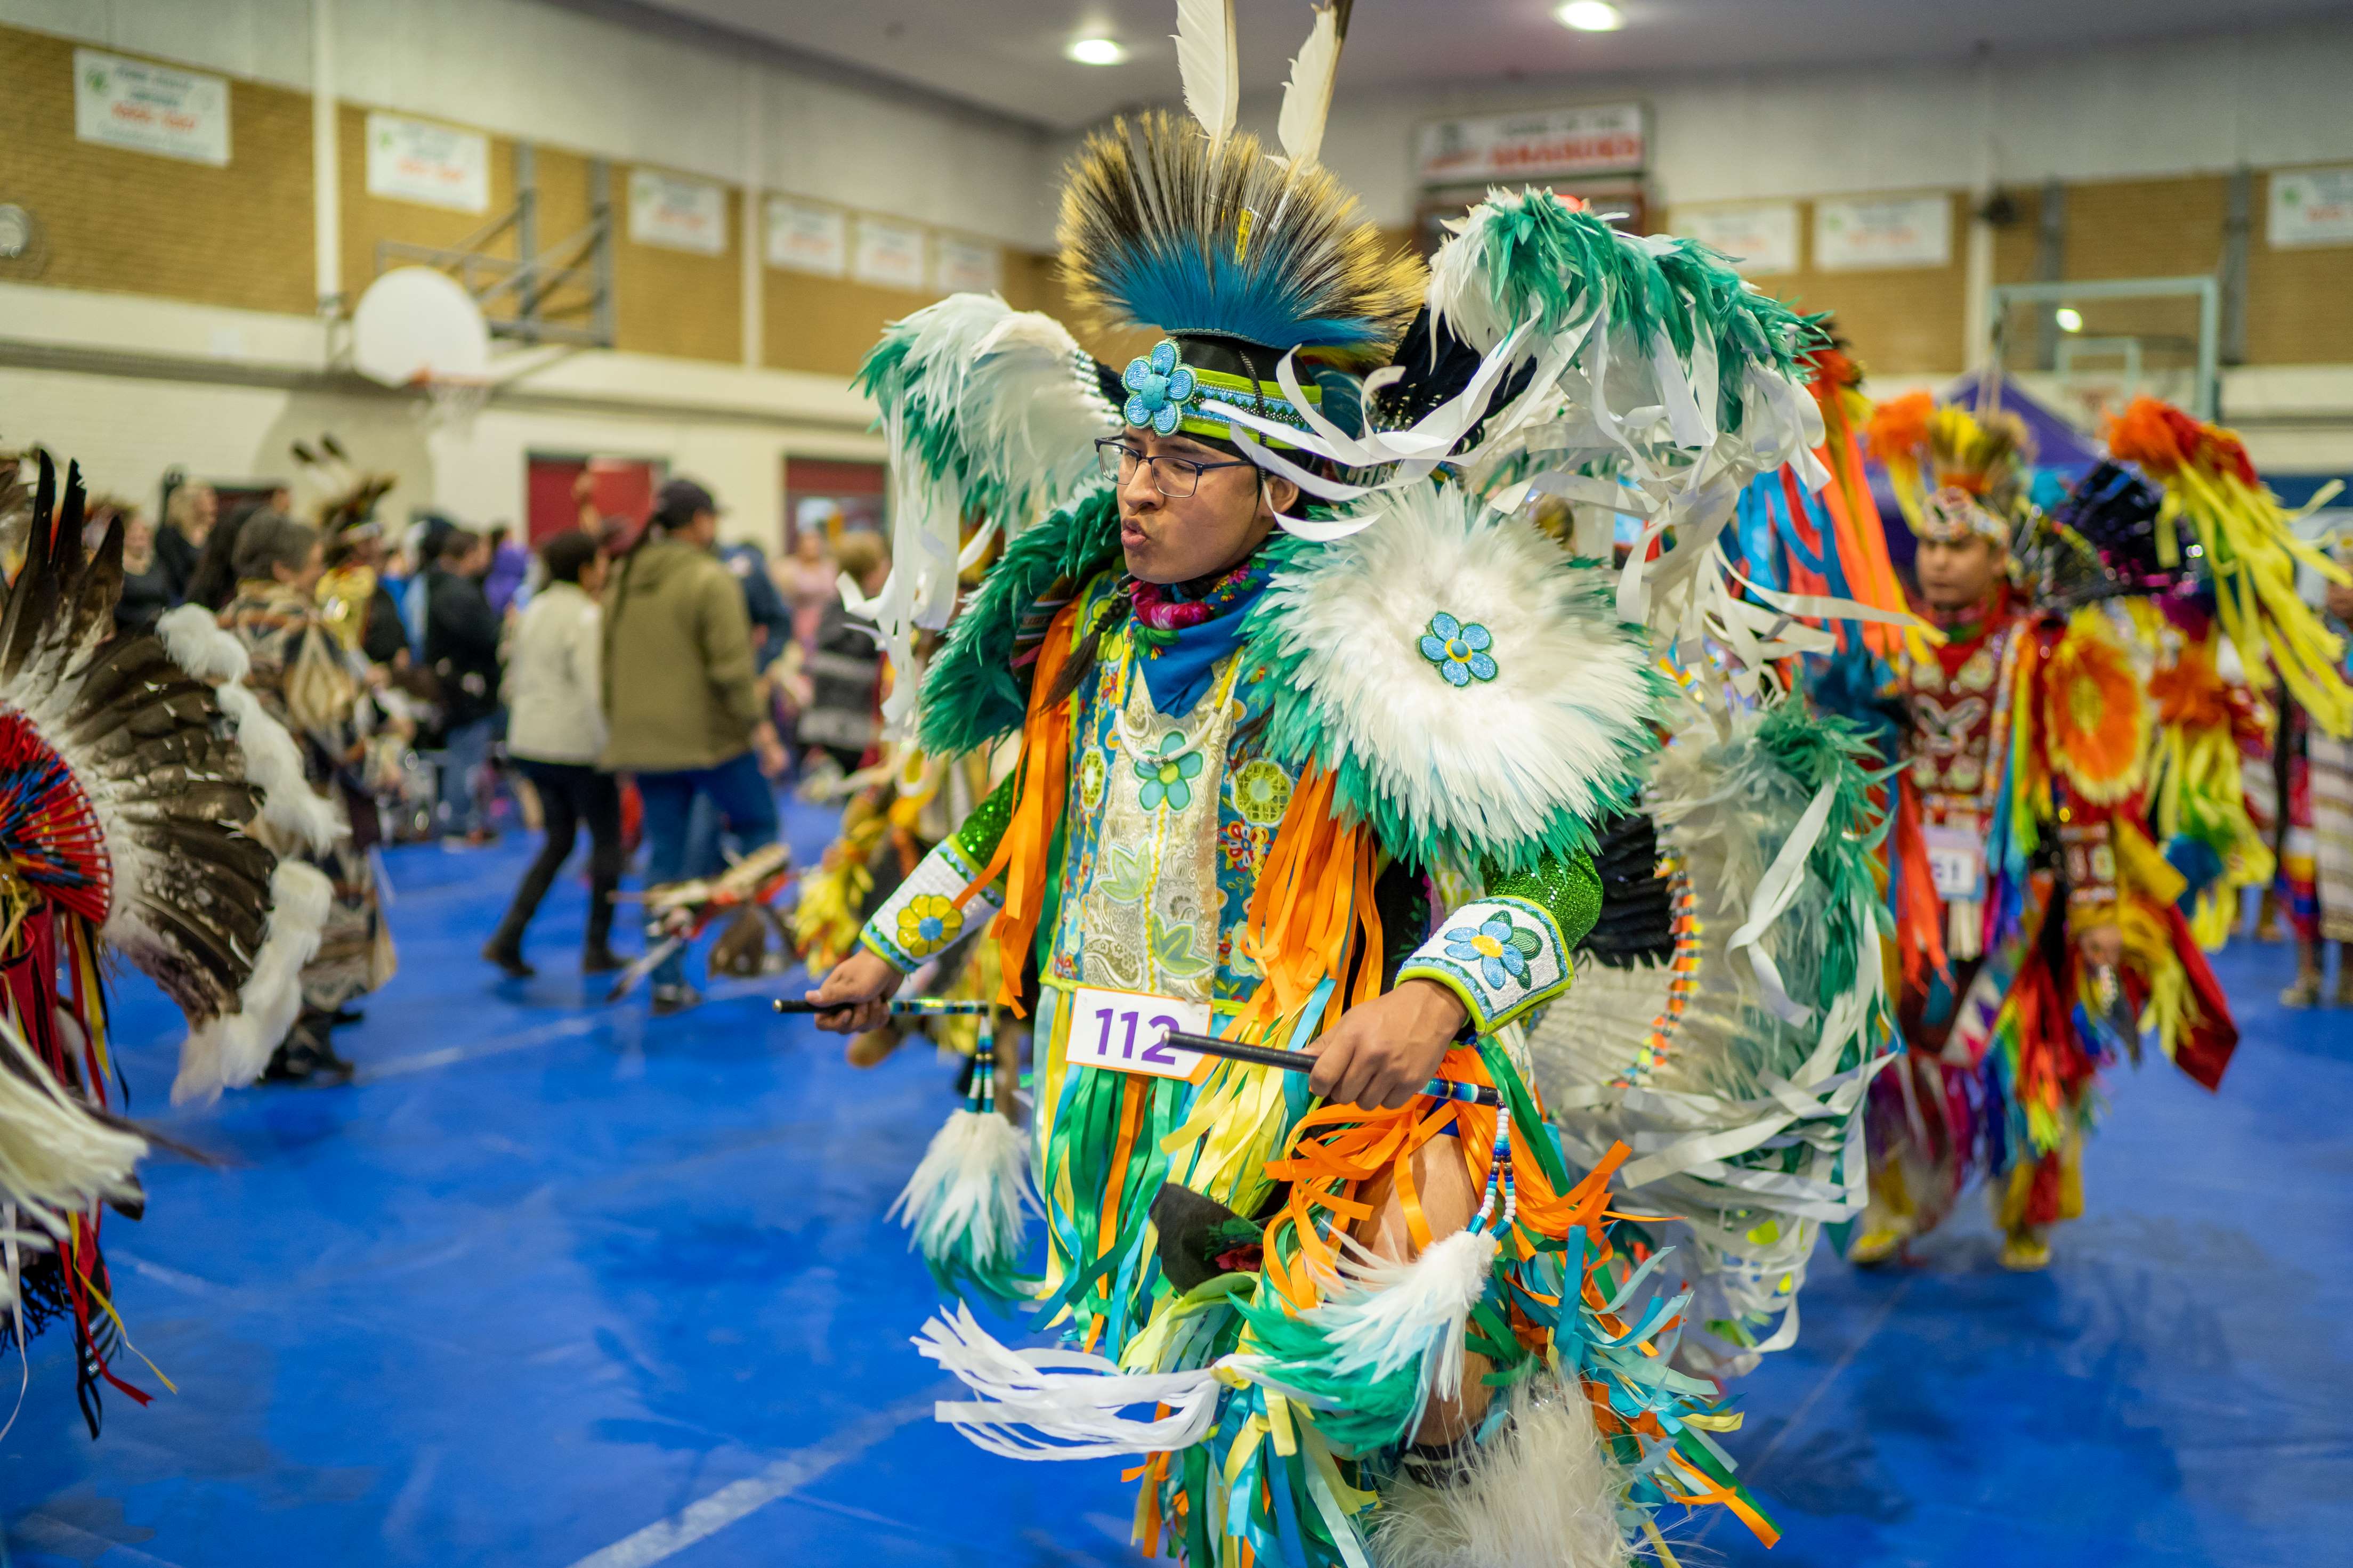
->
xmin=803 ymin=4 xmax=1835 ymax=1559
xmin=1851 ymin=397 xmax=2242 ymax=1272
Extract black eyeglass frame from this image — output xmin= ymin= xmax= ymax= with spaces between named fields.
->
xmin=1095 ymin=437 xmax=1258 ymax=499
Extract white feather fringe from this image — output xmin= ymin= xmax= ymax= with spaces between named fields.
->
xmin=1370 ymin=1374 xmax=1627 ymax=1568
xmin=156 ymin=603 xmax=341 ymax=852
xmin=172 ymin=859 xmax=333 ymax=1106
xmin=0 ymin=1018 xmax=145 ymax=1238
xmin=886 ymin=1105 xmax=1040 ymax=1270
xmin=916 ymin=1303 xmax=1224 ymax=1460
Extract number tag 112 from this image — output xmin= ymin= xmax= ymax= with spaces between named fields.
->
xmin=1066 ymin=985 xmax=1214 ymax=1083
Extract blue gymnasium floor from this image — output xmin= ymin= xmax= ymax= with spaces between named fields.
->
xmin=6 ymin=801 xmax=2351 ymax=1568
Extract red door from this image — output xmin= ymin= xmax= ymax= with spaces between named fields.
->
xmin=525 ymin=455 xmax=661 ymax=546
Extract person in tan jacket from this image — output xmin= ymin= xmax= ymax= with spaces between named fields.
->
xmin=601 ymin=477 xmax=786 ymax=1012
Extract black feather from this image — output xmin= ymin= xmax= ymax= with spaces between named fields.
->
xmin=1579 ymin=811 xmax=1675 ymax=969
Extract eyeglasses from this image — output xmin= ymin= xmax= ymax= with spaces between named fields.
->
xmin=1096 ymin=438 xmax=1256 ymax=499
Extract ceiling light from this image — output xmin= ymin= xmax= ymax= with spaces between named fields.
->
xmin=1556 ymin=2 xmax=1624 ymax=31
xmin=1067 ymin=37 xmax=1126 ymax=66
xmin=2055 ymin=307 xmax=2084 ymax=333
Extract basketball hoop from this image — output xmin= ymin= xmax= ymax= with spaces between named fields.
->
xmin=414 ymin=372 xmax=491 ymax=433
xmin=352 ymin=266 xmax=494 ymax=431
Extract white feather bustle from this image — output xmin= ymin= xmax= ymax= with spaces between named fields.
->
xmin=171 ymin=859 xmax=331 ymax=1105
xmin=887 ymin=1104 xmax=1040 ymax=1270
xmin=1257 ymin=484 xmax=1656 ymax=856
xmin=916 ymin=1303 xmax=1224 ymax=1461
xmin=1370 ymin=1374 xmax=1627 ymax=1568
xmin=156 ymin=604 xmax=341 ymax=852
xmin=0 ymin=1018 xmax=146 ymax=1239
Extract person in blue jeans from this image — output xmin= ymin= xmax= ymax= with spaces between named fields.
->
xmin=600 ymin=477 xmax=788 ymax=1013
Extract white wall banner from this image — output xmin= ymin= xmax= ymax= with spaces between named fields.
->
xmin=74 ymin=49 xmax=230 ymax=167
xmin=1675 ymin=201 xmax=1800 ymax=276
xmin=765 ymin=197 xmax=847 ymax=275
xmin=1813 ymin=194 xmax=1952 ymax=271
xmin=366 ymin=112 xmax=490 ymax=213
xmin=2269 ymin=168 xmax=2353 ymax=248
xmin=932 ymin=234 xmax=1002 ymax=294
xmin=1416 ymin=103 xmax=1645 ymax=185
xmin=853 ymin=216 xmax=927 ymax=291
xmin=628 ymin=170 xmax=728 ymax=255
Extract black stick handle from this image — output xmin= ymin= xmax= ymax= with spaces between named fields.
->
xmin=1160 ymin=1029 xmax=1316 ymax=1074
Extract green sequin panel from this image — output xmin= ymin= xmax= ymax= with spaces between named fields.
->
xmin=1486 ymin=848 xmax=1602 ymax=946
xmin=952 ymin=771 xmax=1020 ymax=864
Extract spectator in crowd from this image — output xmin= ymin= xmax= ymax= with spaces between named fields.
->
xmin=484 ymin=523 xmax=532 ymax=616
xmin=795 ymin=529 xmax=889 ymax=775
xmin=778 ymin=518 xmax=838 ymax=653
xmin=186 ymin=498 xmax=266 ymax=612
xmin=717 ymin=537 xmax=794 ymax=665
xmin=156 ymin=476 xmax=215 ymax=603
xmin=484 ymin=530 xmax=625 ymax=979
xmin=425 ymin=528 xmax=503 ymax=846
xmin=400 ymin=511 xmax=458 ymax=651
xmin=220 ymin=511 xmax=394 ymax=1084
xmin=602 ymin=476 xmax=785 ymax=1014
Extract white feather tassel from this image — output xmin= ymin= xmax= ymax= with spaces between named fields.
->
xmin=916 ymin=1303 xmax=1224 ymax=1460
xmin=1275 ymin=3 xmax=1346 ymax=170
xmin=1173 ymin=0 xmax=1239 ymax=152
xmin=1262 ymin=1229 xmax=1498 ymax=1433
xmin=172 ymin=859 xmax=333 ymax=1105
xmin=887 ymin=1104 xmax=1039 ymax=1272
xmin=0 ymin=1019 xmax=145 ymax=1237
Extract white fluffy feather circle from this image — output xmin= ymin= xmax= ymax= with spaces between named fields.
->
xmin=1254 ymin=483 xmax=1660 ymax=863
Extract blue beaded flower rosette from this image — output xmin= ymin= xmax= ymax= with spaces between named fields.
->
xmin=1419 ymin=612 xmax=1498 ymax=688
xmin=1122 ymin=339 xmax=1198 ymax=436
xmin=1444 ymin=912 xmax=1539 ymax=990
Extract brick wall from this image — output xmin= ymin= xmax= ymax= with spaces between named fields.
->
xmin=0 ymin=28 xmax=312 ymax=315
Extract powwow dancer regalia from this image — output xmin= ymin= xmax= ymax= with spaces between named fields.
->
xmin=0 ymin=456 xmax=336 ymax=1434
xmin=803 ymin=5 xmax=1851 ymax=1561
xmin=1848 ymin=395 xmax=2250 ymax=1272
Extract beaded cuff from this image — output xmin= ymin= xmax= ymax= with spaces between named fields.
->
xmin=1397 ymin=896 xmax=1572 ymax=1034
xmin=861 ymin=836 xmax=1003 ymax=974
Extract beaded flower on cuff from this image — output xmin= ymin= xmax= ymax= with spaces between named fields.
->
xmin=861 ymin=836 xmax=1003 ymax=974
xmin=1397 ymin=896 xmax=1570 ymax=1033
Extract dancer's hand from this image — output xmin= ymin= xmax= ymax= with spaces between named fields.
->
xmin=806 ymin=949 xmax=903 ymax=1034
xmin=1305 ymin=980 xmax=1468 ymax=1111
xmin=2076 ymin=922 xmax=2122 ymax=971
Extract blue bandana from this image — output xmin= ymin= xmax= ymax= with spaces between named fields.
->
xmin=1128 ymin=559 xmax=1270 ymax=717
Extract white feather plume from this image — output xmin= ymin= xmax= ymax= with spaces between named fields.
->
xmin=1275 ymin=3 xmax=1345 ymax=170
xmin=916 ymin=1303 xmax=1224 ymax=1460
xmin=172 ymin=859 xmax=332 ymax=1105
xmin=887 ymin=1104 xmax=1039 ymax=1272
xmin=1172 ymin=0 xmax=1239 ymax=152
xmin=0 ymin=1017 xmax=146 ymax=1239
xmin=1250 ymin=1228 xmax=1498 ymax=1435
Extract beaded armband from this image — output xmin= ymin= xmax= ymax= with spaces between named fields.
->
xmin=1397 ymin=896 xmax=1573 ymax=1034
xmin=861 ymin=836 xmax=1004 ymax=974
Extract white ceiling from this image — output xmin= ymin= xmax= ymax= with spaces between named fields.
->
xmin=619 ymin=0 xmax=2350 ymax=132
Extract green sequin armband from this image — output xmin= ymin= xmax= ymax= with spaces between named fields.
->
xmin=1486 ymin=849 xmax=1602 ymax=949
xmin=953 ymin=771 xmax=1020 ymax=866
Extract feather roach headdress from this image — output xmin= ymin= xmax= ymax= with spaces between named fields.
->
xmin=1866 ymin=392 xmax=2030 ymax=543
xmin=1 ymin=454 xmax=331 ymax=1433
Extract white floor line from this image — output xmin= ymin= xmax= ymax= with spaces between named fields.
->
xmin=562 ymin=1396 xmax=937 ymax=1568
xmin=6 ymin=1512 xmax=186 ymax=1568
